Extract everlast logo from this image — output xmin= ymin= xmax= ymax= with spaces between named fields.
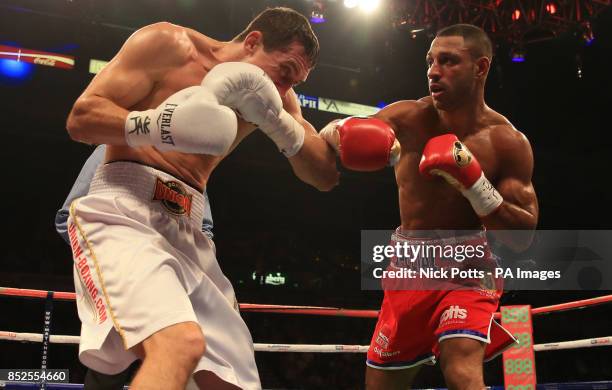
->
xmin=158 ymin=103 xmax=177 ymax=146
xmin=153 ymin=178 xmax=192 ymax=216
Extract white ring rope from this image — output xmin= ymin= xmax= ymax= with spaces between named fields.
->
xmin=532 ymin=336 xmax=611 ymax=351
xmin=0 ymin=331 xmax=609 ymax=353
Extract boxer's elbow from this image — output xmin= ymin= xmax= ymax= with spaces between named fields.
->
xmin=315 ymin=145 xmax=341 ymax=191
xmin=318 ymin=168 xmax=340 ymax=191
xmin=509 ymin=212 xmax=538 ymax=251
xmin=506 ymin=230 xmax=535 ymax=253
xmin=66 ymin=98 xmax=92 ymax=143
xmin=309 ymin=163 xmax=340 ymax=192
xmin=293 ymin=163 xmax=338 ymax=192
xmin=484 ymin=205 xmax=538 ymax=252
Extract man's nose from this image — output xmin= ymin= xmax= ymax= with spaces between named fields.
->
xmin=427 ymin=64 xmax=441 ymax=81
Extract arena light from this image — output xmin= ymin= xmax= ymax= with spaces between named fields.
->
xmin=344 ymin=0 xmax=359 ymax=8
xmin=582 ymin=22 xmax=595 ymax=46
xmin=510 ymin=47 xmax=526 ymax=63
xmin=310 ymin=12 xmax=325 ymax=24
xmin=309 ymin=1 xmax=326 ymax=24
xmin=89 ymin=59 xmax=109 ymax=74
xmin=0 ymin=58 xmax=33 ymax=79
xmin=545 ymin=2 xmax=557 ymax=14
xmin=359 ymin=0 xmax=381 ymax=13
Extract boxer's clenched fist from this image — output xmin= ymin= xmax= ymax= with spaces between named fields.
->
xmin=200 ymin=62 xmax=304 ymax=157
xmin=200 ymin=62 xmax=282 ymax=127
xmin=419 ymin=134 xmax=503 ymax=216
xmin=319 ymin=116 xmax=400 ymax=171
xmin=124 ymin=86 xmax=238 ymax=155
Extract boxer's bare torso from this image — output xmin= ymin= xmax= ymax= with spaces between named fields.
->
xmin=68 ymin=21 xmax=337 ymax=194
xmin=105 ymin=25 xmax=256 ymax=190
xmin=376 ymin=96 xmax=534 ymax=231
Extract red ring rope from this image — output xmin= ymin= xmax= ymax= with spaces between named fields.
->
xmin=2 ymin=287 xmax=611 ymax=318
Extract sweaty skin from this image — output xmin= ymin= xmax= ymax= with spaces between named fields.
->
xmin=67 ymin=22 xmax=338 ymax=191
xmin=377 ymin=96 xmax=538 ymax=232
xmin=374 ymin=35 xmax=538 ymax=249
xmin=364 ymin=34 xmax=539 ymax=390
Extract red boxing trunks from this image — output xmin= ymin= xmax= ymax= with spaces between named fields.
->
xmin=366 ymin=228 xmax=516 ymax=370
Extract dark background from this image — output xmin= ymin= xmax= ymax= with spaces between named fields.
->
xmin=1 ymin=0 xmax=611 ymax=388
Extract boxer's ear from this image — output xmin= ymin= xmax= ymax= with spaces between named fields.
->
xmin=243 ymin=31 xmax=264 ymax=54
xmin=475 ymin=56 xmax=490 ymax=79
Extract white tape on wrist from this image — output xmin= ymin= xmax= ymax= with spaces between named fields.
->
xmin=319 ymin=121 xmax=340 ymax=154
xmin=462 ymin=172 xmax=504 ymax=216
xmin=125 ymin=109 xmax=157 ymax=148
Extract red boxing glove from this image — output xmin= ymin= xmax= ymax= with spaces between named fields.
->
xmin=320 ymin=116 xmax=400 ymax=172
xmin=419 ymin=134 xmax=503 ymax=216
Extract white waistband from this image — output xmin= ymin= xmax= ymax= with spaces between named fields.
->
xmin=89 ymin=161 xmax=205 ymax=225
xmin=392 ymin=228 xmax=488 ymax=246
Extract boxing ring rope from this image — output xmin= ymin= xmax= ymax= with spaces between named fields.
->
xmin=2 ymin=287 xmax=612 ymax=390
xmin=2 ymin=287 xmax=612 ymax=318
xmin=1 ymin=287 xmax=612 ymax=354
xmin=1 ymin=330 xmax=610 ymax=354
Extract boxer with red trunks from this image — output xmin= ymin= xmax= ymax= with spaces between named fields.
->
xmin=320 ymin=24 xmax=539 ymax=389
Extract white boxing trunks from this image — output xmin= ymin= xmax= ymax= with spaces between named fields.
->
xmin=67 ymin=161 xmax=261 ymax=390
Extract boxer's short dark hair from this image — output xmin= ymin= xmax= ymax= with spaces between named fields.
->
xmin=436 ymin=24 xmax=493 ymax=60
xmin=234 ymin=7 xmax=320 ymax=67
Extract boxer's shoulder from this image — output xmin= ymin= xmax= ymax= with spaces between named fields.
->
xmin=486 ymin=112 xmax=530 ymax=154
xmin=124 ymin=22 xmax=199 ymax=67
xmin=130 ymin=22 xmax=185 ymax=48
xmin=375 ymin=98 xmax=433 ymax=135
xmin=484 ymin=120 xmax=533 ymax=178
xmin=492 ymin=127 xmax=532 ymax=165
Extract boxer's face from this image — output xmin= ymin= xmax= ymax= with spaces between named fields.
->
xmin=426 ymin=36 xmax=479 ymax=111
xmin=242 ymin=32 xmax=311 ymax=97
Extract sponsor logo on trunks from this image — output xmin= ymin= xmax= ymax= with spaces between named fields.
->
xmin=158 ymin=103 xmax=177 ymax=146
xmin=153 ymin=178 xmax=193 ymax=216
xmin=453 ymin=141 xmax=473 ymax=167
xmin=68 ymin=222 xmax=108 ymax=324
xmin=373 ymin=346 xmax=400 ymax=358
xmin=375 ymin=331 xmax=390 ymax=349
xmin=439 ymin=305 xmax=467 ymax=326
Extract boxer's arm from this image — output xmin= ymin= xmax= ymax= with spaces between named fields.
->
xmin=66 ymin=23 xmax=182 ymax=145
xmin=55 ymin=145 xmax=106 ymax=243
xmin=372 ymin=100 xmax=423 ymax=137
xmin=283 ymin=89 xmax=339 ymax=191
xmin=481 ymin=127 xmax=538 ymax=251
xmin=319 ymin=101 xmax=422 ymax=171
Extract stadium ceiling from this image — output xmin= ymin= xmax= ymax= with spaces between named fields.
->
xmin=387 ymin=0 xmax=610 ymax=44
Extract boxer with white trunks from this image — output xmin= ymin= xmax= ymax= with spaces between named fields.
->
xmin=64 ymin=7 xmax=339 ymax=390
xmin=55 ymin=144 xmax=213 ymax=389
xmin=319 ymin=24 xmax=539 ymax=390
